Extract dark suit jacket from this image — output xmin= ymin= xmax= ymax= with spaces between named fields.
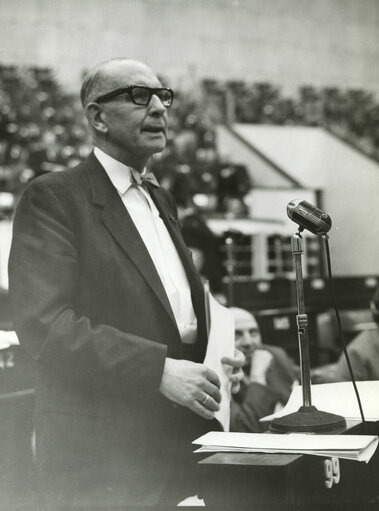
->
xmin=8 ymin=153 xmax=212 ymax=507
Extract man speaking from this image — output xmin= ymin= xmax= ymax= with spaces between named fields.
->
xmin=8 ymin=58 xmax=243 ymax=508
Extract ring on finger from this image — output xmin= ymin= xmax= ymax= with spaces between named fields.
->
xmin=202 ymin=394 xmax=210 ymax=406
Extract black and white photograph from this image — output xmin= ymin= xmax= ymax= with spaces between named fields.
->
xmin=0 ymin=1 xmax=379 ymax=510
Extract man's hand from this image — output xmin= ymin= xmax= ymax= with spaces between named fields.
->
xmin=221 ymin=348 xmax=245 ymax=395
xmin=250 ymin=348 xmax=274 ymax=386
xmin=159 ymin=358 xmax=221 ymax=420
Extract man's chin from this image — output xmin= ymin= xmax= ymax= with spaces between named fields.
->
xmin=241 ymin=348 xmax=254 ymax=359
xmin=141 ymin=137 xmax=167 ymax=154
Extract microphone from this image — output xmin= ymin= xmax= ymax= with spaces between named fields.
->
xmin=287 ymin=199 xmax=332 ymax=235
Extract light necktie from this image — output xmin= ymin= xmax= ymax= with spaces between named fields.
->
xmin=130 ymin=168 xmax=160 ymax=188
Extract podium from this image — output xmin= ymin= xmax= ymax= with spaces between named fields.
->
xmin=198 ymin=421 xmax=379 ymax=510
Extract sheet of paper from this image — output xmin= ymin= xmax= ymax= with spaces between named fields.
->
xmin=193 ymin=431 xmax=379 ymax=463
xmin=203 ymin=293 xmax=235 ymax=431
xmin=261 ymin=381 xmax=379 ymax=422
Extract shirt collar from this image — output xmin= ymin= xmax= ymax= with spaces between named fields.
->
xmin=94 ymin=147 xmax=146 ymax=195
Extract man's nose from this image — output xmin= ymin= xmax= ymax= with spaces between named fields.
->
xmin=241 ymin=331 xmax=254 ymax=346
xmin=148 ymin=94 xmax=167 ymax=114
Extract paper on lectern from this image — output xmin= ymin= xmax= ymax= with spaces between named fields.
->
xmin=193 ymin=431 xmax=379 ymax=463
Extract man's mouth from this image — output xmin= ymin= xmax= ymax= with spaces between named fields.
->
xmin=142 ymin=126 xmax=165 ymax=134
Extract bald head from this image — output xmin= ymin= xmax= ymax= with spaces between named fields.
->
xmin=230 ymin=307 xmax=262 ymax=358
xmin=230 ymin=307 xmax=259 ymax=331
xmin=80 ymin=58 xmax=157 ymax=107
xmin=81 ymin=58 xmax=169 ymax=170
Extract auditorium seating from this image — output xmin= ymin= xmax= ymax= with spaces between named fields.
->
xmin=254 ymin=306 xmax=319 ymax=365
xmin=222 ymin=275 xmax=379 ymax=365
xmin=223 ymin=277 xmax=295 ymax=310
xmin=222 ymin=276 xmax=378 ymax=312
xmin=1 ymin=63 xmax=379 ymax=214
xmin=302 ymin=277 xmax=331 ymax=310
xmin=333 ymin=276 xmax=379 ymax=309
xmin=202 ymin=79 xmax=379 ymax=163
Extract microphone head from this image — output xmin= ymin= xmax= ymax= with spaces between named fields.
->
xmin=287 ymin=199 xmax=332 ymax=235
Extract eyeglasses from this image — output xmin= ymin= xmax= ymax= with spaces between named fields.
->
xmin=95 ymin=85 xmax=174 ymax=108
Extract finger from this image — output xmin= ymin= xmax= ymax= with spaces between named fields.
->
xmin=232 ymin=348 xmax=246 ymax=364
xmin=221 ymin=353 xmax=245 ymax=368
xmin=235 ymin=348 xmax=246 ymax=364
xmin=202 ymin=380 xmax=222 ymax=403
xmin=190 ymin=400 xmax=216 ymax=420
xmin=221 ymin=356 xmax=241 ymax=368
xmin=231 ymin=381 xmax=241 ymax=395
xmin=197 ymin=393 xmax=220 ymax=412
xmin=229 ymin=370 xmax=244 ymax=384
xmin=204 ymin=367 xmax=221 ymax=388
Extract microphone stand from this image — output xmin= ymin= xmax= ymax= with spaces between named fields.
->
xmin=270 ymin=229 xmax=346 ymax=433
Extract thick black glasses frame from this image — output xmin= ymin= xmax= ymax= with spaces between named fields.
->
xmin=95 ymin=85 xmax=174 ymax=107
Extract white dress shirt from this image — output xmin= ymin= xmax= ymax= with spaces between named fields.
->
xmin=94 ymin=147 xmax=197 ymax=343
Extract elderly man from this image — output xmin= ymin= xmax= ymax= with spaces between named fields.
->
xmin=8 ymin=59 xmax=243 ymax=508
xmin=230 ymin=307 xmax=298 ymax=432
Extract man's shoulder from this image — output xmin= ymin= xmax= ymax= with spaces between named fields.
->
xmin=30 ymin=158 xmax=89 ymax=190
xmin=350 ymin=327 xmax=379 ymax=353
xmin=16 ymin=158 xmax=96 ymax=217
xmin=262 ymin=343 xmax=287 ymax=358
xmin=21 ymin=157 xmax=96 ymax=207
xmin=261 ymin=344 xmax=297 ymax=373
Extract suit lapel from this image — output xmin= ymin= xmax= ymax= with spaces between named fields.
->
xmin=85 ymin=153 xmax=178 ymax=330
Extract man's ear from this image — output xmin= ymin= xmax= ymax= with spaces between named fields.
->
xmin=85 ymin=102 xmax=108 ymax=134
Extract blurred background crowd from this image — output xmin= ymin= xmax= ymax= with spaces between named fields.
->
xmin=1 ymin=63 xmax=379 ymax=210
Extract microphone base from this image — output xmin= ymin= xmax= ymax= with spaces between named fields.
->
xmin=269 ymin=405 xmax=346 ymax=433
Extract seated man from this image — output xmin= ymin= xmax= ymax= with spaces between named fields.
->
xmin=312 ymin=287 xmax=379 ymax=383
xmin=230 ymin=307 xmax=299 ymax=432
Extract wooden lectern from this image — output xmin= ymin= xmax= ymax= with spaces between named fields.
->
xmin=198 ymin=421 xmax=379 ymax=510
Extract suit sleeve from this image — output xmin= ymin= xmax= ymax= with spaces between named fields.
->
xmin=265 ymin=345 xmax=299 ymax=404
xmin=333 ymin=338 xmax=368 ymax=381
xmin=8 ymin=180 xmax=167 ymax=397
xmin=230 ymin=383 xmax=279 ymax=433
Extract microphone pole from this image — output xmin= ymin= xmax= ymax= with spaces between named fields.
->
xmin=292 ymin=232 xmax=312 ymax=407
xmin=224 ymin=236 xmax=235 ymax=307
xmin=270 ymin=228 xmax=346 ymax=433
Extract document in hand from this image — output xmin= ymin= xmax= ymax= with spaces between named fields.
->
xmin=193 ymin=431 xmax=379 ymax=463
xmin=203 ymin=292 xmax=235 ymax=431
xmin=262 ymin=381 xmax=379 ymax=423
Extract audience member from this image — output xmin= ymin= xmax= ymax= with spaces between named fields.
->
xmin=312 ymin=287 xmax=379 ymax=383
xmin=229 ymin=307 xmax=298 ymax=432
